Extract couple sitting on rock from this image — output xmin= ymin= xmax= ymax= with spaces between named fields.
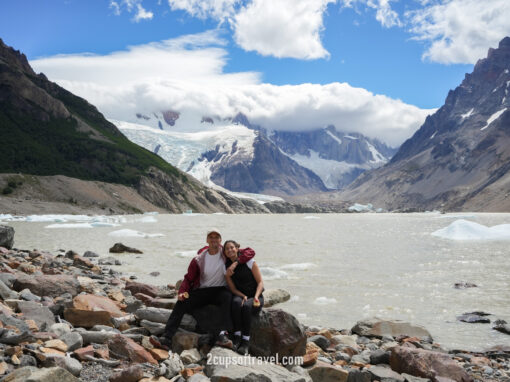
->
xmin=152 ymin=228 xmax=264 ymax=356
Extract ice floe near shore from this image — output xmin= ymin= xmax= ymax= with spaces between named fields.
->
xmin=432 ymin=219 xmax=510 ymax=240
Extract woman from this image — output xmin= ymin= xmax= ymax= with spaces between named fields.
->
xmin=223 ymin=240 xmax=264 ymax=355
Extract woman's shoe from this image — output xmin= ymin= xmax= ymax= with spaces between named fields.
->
xmin=232 ymin=335 xmax=242 ymax=350
xmin=236 ymin=339 xmax=250 ymax=356
xmin=215 ymin=333 xmax=233 ymax=349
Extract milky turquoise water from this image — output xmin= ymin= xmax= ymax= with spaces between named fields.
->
xmin=5 ymin=212 xmax=510 ymax=351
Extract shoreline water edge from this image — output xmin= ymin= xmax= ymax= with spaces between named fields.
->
xmin=0 ymin=225 xmax=508 ymax=382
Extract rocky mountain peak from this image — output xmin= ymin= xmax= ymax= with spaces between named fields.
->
xmin=0 ymin=38 xmax=35 ymax=77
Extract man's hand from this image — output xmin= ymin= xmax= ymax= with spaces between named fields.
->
xmin=178 ymin=292 xmax=189 ymax=301
xmin=226 ymin=261 xmax=238 ymax=277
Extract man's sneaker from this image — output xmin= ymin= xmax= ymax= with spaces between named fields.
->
xmin=215 ymin=333 xmax=233 ymax=349
xmin=236 ymin=339 xmax=250 ymax=356
xmin=232 ymin=335 xmax=242 ymax=350
xmin=150 ymin=335 xmax=172 ymax=351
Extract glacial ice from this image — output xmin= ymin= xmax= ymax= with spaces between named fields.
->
xmin=348 ymin=203 xmax=374 ymax=212
xmin=108 ymin=229 xmax=164 ymax=238
xmin=431 ymin=219 xmax=510 ymax=240
xmin=314 ymin=297 xmax=337 ymax=305
xmin=280 ymin=263 xmax=318 ymax=271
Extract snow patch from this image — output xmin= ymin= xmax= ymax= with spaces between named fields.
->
xmin=365 ymin=141 xmax=386 ymax=164
xmin=481 ymin=108 xmax=507 ymax=130
xmin=461 ymin=108 xmax=474 ymax=120
xmin=326 ymin=130 xmax=342 ymax=145
xmin=430 ymin=131 xmax=437 ymax=139
xmin=432 ymin=219 xmax=510 ymax=240
xmin=344 ymin=135 xmax=358 ymax=140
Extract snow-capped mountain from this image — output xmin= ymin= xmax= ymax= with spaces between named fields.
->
xmin=114 ymin=118 xmax=326 ymax=196
xmin=269 ymin=126 xmax=397 ymax=189
xmin=340 ymin=36 xmax=510 ymax=211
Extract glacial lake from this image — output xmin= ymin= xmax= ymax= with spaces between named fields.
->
xmin=3 ymin=212 xmax=510 ymax=352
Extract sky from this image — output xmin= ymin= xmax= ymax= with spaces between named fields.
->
xmin=1 ymin=0 xmax=509 ymax=146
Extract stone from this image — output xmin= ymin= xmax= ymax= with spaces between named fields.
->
xmin=0 ymin=361 xmax=9 ymax=375
xmin=163 ymin=352 xmax=184 ymax=379
xmin=42 ymin=355 xmax=83 ymax=377
xmin=83 ymin=251 xmax=100 ymax=257
xmin=0 ymin=225 xmax=14 ymax=249
xmin=308 ymin=335 xmax=331 ymax=351
xmin=0 ymin=312 xmax=30 ymax=332
xmin=370 ymin=348 xmax=391 ymax=364
xmin=0 ymin=279 xmax=18 ymax=300
xmin=13 ymin=274 xmax=80 ymax=297
xmin=40 ymin=347 xmax=66 ymax=357
xmin=453 ymin=282 xmax=477 ymax=289
xmin=17 ymin=300 xmax=55 ymax=331
xmin=150 ymin=348 xmax=170 ymax=361
xmin=140 ymin=320 xmax=166 ymax=335
xmin=346 ymin=368 xmax=372 ymax=382
xmin=0 ymin=366 xmax=79 ymax=381
xmin=401 ymin=373 xmax=431 ymax=382
xmin=19 ymin=289 xmax=41 ymax=302
xmin=107 ymin=334 xmax=158 ymax=364
xmin=109 ymin=243 xmax=143 ymax=254
xmin=73 ymin=293 xmax=124 ymax=316
xmin=250 ymin=308 xmax=306 ymax=361
xmin=74 ymin=345 xmax=95 ymax=361
xmin=172 ymin=331 xmax=201 ymax=354
xmin=49 ymin=323 xmax=72 ymax=337
xmin=351 ymin=319 xmax=432 ymax=341
xmin=331 ymin=335 xmax=359 ymax=349
xmin=109 ymin=364 xmax=145 ymax=382
xmin=80 ymin=330 xmax=118 ymax=345
xmin=204 ymin=347 xmax=306 ymax=382
xmin=181 ymin=348 xmax=202 ymax=365
xmin=125 ymin=280 xmax=159 ymax=297
xmin=135 ymin=307 xmax=171 ymax=323
xmin=308 ymin=361 xmax=349 ymax=382
xmin=0 ymin=273 xmax=16 ymax=288
xmin=263 ymin=289 xmax=291 ymax=307
xmin=368 ymin=365 xmax=405 ymax=381
xmin=64 ymin=308 xmax=113 ymax=328
xmin=124 ymin=295 xmax=144 ymax=313
xmin=390 ymin=346 xmax=473 ymax=382
xmin=60 ymin=332 xmax=83 ymax=352
xmin=98 ymin=256 xmax=121 ymax=265
xmin=44 ymin=339 xmax=69 ymax=352
xmin=457 ymin=313 xmax=490 ymax=324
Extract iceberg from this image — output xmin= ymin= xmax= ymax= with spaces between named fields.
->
xmin=348 ymin=203 xmax=374 ymax=212
xmin=432 ymin=219 xmax=510 ymax=240
xmin=108 ymin=229 xmax=164 ymax=238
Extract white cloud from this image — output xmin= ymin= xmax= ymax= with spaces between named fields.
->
xmin=133 ymin=3 xmax=154 ymax=22
xmin=110 ymin=0 xmax=154 ymax=22
xmin=31 ymin=32 xmax=431 ymax=147
xmin=406 ymin=0 xmax=510 ymax=64
xmin=167 ymin=0 xmax=239 ymax=20
xmin=233 ymin=0 xmax=336 ymax=59
xmin=341 ymin=0 xmax=401 ymax=28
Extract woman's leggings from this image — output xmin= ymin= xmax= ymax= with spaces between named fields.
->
xmin=231 ymin=295 xmax=264 ymax=336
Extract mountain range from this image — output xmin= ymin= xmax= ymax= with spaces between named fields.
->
xmin=338 ymin=37 xmax=510 ymax=212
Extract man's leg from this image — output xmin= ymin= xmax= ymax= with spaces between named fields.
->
xmin=163 ymin=289 xmax=210 ymax=340
xmin=210 ymin=287 xmax=233 ymax=348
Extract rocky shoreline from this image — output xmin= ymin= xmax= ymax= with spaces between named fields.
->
xmin=0 ymin=225 xmax=508 ymax=382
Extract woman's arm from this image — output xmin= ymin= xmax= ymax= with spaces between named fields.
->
xmin=226 ymin=274 xmax=246 ymax=299
xmin=251 ymin=261 xmax=264 ymax=300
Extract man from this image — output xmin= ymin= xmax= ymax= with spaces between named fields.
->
xmin=152 ymin=228 xmax=255 ymax=349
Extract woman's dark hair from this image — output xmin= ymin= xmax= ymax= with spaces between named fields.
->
xmin=223 ymin=240 xmax=240 ymax=257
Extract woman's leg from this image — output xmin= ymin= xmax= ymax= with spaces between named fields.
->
xmin=231 ymin=295 xmax=243 ymax=334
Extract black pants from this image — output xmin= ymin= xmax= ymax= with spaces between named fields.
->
xmin=164 ymin=287 xmax=232 ymax=340
xmin=231 ymin=295 xmax=264 ymax=337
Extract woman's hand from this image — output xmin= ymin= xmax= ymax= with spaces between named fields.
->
xmin=226 ymin=261 xmax=238 ymax=277
xmin=253 ymin=296 xmax=260 ymax=307
xmin=178 ymin=292 xmax=189 ymax=301
xmin=241 ymin=295 xmax=247 ymax=306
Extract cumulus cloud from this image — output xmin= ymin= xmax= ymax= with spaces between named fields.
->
xmin=110 ymin=0 xmax=154 ymax=22
xmin=406 ymin=0 xmax=510 ymax=64
xmin=167 ymin=0 xmax=239 ymax=20
xmin=31 ymin=32 xmax=431 ymax=147
xmin=341 ymin=0 xmax=401 ymax=28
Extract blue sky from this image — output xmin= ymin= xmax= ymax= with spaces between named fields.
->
xmin=1 ymin=0 xmax=509 ymax=145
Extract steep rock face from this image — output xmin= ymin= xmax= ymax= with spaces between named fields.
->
xmin=207 ymin=133 xmax=328 ymax=196
xmin=270 ymin=126 xmax=396 ymax=189
xmin=340 ymin=37 xmax=510 ymax=211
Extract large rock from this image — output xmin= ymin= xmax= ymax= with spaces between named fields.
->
xmin=0 ymin=225 xmax=14 ymax=249
xmin=72 ymin=294 xmax=125 ymax=317
xmin=0 ymin=366 xmax=79 ymax=381
xmin=135 ymin=307 xmax=171 ymax=324
xmin=64 ymin=309 xmax=113 ymax=328
xmin=109 ymin=243 xmax=142 ymax=254
xmin=125 ymin=280 xmax=159 ymax=297
xmin=0 ymin=279 xmax=18 ymax=300
xmin=204 ymin=347 xmax=307 ymax=382
xmin=263 ymin=289 xmax=291 ymax=307
xmin=308 ymin=361 xmax=349 ymax=382
xmin=250 ymin=308 xmax=306 ymax=361
xmin=17 ymin=301 xmax=55 ymax=331
xmin=106 ymin=334 xmax=158 ymax=364
xmin=13 ymin=274 xmax=80 ymax=297
xmin=390 ymin=346 xmax=473 ymax=382
xmin=367 ymin=365 xmax=405 ymax=382
xmin=351 ymin=319 xmax=432 ymax=341
xmin=109 ymin=364 xmax=144 ymax=382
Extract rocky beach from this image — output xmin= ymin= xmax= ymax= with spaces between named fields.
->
xmin=0 ymin=224 xmax=508 ymax=382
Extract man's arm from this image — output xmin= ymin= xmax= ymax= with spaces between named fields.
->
xmin=237 ymin=247 xmax=255 ymax=264
xmin=178 ymin=258 xmax=200 ymax=295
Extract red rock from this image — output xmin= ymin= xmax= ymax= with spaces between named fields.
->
xmin=74 ymin=345 xmax=95 ymax=361
xmin=107 ymin=334 xmax=157 ymax=365
xmin=64 ymin=309 xmax=113 ymax=328
xmin=308 ymin=361 xmax=349 ymax=382
xmin=149 ymin=348 xmax=169 ymax=361
xmin=390 ymin=346 xmax=473 ymax=382
xmin=134 ymin=293 xmax=154 ymax=305
xmin=72 ymin=294 xmax=124 ymax=317
xmin=73 ymin=255 xmax=94 ymax=268
xmin=109 ymin=365 xmax=144 ymax=382
xmin=95 ymin=345 xmax=109 ymax=360
xmin=125 ymin=281 xmax=159 ymax=298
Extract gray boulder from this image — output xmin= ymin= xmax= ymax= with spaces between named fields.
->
xmin=13 ymin=274 xmax=80 ymax=297
xmin=0 ymin=279 xmax=18 ymax=300
xmin=135 ymin=307 xmax=171 ymax=323
xmin=351 ymin=319 xmax=432 ymax=341
xmin=0 ymin=366 xmax=79 ymax=381
xmin=17 ymin=301 xmax=55 ymax=331
xmin=263 ymin=289 xmax=291 ymax=307
xmin=0 ymin=225 xmax=14 ymax=249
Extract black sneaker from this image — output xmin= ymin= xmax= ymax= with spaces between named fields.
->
xmin=232 ymin=335 xmax=242 ymax=350
xmin=215 ymin=333 xmax=233 ymax=349
xmin=150 ymin=335 xmax=172 ymax=351
xmin=236 ymin=339 xmax=250 ymax=355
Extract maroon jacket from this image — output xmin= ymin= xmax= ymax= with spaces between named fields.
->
xmin=178 ymin=246 xmax=255 ymax=294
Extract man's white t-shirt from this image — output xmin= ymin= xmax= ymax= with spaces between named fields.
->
xmin=199 ymin=250 xmax=227 ymax=288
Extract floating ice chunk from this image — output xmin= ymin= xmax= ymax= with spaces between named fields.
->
xmin=137 ymin=216 xmax=157 ymax=223
xmin=260 ymin=267 xmax=289 ymax=280
xmin=280 ymin=263 xmax=317 ymax=271
xmin=90 ymin=222 xmax=120 ymax=227
xmin=348 ymin=203 xmax=374 ymax=212
xmin=314 ymin=297 xmax=337 ymax=305
xmin=303 ymin=216 xmax=320 ymax=219
xmin=175 ymin=250 xmax=197 ymax=258
xmin=45 ymin=223 xmax=94 ymax=229
xmin=108 ymin=229 xmax=164 ymax=238
xmin=432 ymin=219 xmax=510 ymax=240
